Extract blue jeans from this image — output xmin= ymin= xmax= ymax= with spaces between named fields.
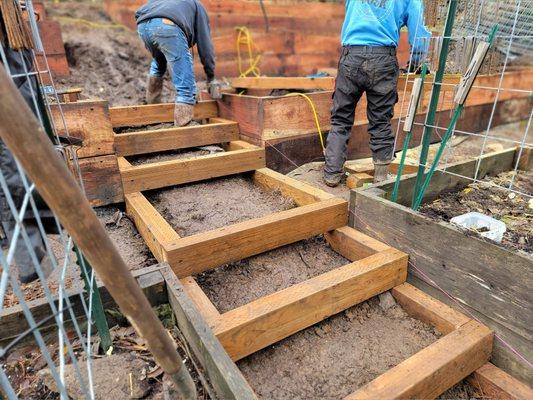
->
xmin=137 ymin=18 xmax=196 ymax=105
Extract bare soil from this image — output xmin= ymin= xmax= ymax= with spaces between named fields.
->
xmin=48 ymin=2 xmax=176 ymax=106
xmin=147 ymin=175 xmax=296 ymax=237
xmin=197 ymin=235 xmax=349 ymax=312
xmin=421 ymin=170 xmax=533 ymax=254
xmin=127 ymin=148 xmax=213 ymax=166
xmin=236 ymin=296 xmax=479 ymax=399
xmin=2 ymin=206 xmax=154 ymax=309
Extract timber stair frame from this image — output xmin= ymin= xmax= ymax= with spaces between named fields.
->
xmin=110 ymin=101 xmax=497 ymax=398
xmin=110 ymin=101 xmax=266 ymax=193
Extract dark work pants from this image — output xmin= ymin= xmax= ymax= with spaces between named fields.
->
xmin=324 ymin=45 xmax=399 ymax=178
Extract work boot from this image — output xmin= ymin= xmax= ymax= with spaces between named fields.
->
xmin=373 ymin=161 xmax=392 ymax=184
xmin=323 ymin=173 xmax=343 ymax=188
xmin=174 ymin=103 xmax=195 ymax=127
xmin=146 ymin=75 xmax=163 ymax=104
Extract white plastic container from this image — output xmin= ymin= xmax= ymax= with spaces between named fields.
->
xmin=450 ymin=212 xmax=507 ymax=243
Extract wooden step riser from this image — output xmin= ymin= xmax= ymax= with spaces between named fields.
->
xmin=115 ymin=120 xmax=240 ymax=156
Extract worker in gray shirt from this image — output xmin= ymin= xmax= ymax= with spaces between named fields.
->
xmin=136 ymin=0 xmax=216 ymax=126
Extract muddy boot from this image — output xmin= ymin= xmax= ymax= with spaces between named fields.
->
xmin=174 ymin=103 xmax=195 ymax=127
xmin=373 ymin=161 xmax=392 ymax=184
xmin=146 ymin=75 xmax=163 ymax=104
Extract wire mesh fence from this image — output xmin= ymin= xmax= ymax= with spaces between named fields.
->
xmin=0 ymin=1 xmax=100 ymax=398
xmin=394 ymin=0 xmax=532 ymax=204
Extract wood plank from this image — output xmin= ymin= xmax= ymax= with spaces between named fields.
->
xmin=353 ymin=190 xmax=532 ymax=337
xmin=0 ymin=266 xmax=167 ymax=344
xmin=392 ymin=283 xmax=471 ymax=335
xmin=109 ymin=101 xmax=218 ymax=128
xmin=467 ymin=363 xmax=533 ymax=400
xmin=120 ymin=147 xmax=266 ymax=193
xmin=75 ymin=154 xmax=124 ymax=207
xmin=115 ymin=121 xmax=240 ymax=156
xmin=253 ymin=167 xmax=335 ymax=206
xmin=165 ymin=197 xmax=348 ymax=277
xmin=125 ymin=192 xmax=179 ymax=262
xmin=163 ymin=267 xmax=258 ymax=400
xmin=347 ymin=320 xmax=494 ymax=400
xmin=231 ymin=77 xmax=335 ymax=91
xmin=180 ymin=276 xmax=221 ymax=328
xmin=213 ymin=248 xmax=408 ymax=361
xmin=324 ymin=226 xmax=390 ymax=261
xmin=346 ymin=173 xmax=374 ymax=189
xmin=50 ymin=100 xmax=114 ymax=159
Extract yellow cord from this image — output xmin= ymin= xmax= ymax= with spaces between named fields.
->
xmin=235 ymin=26 xmax=261 ymax=78
xmin=284 ymin=93 xmax=326 ymax=153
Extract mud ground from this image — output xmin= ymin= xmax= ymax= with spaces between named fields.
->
xmin=421 ymin=170 xmax=532 ymax=254
xmin=289 ymin=121 xmax=529 ymax=201
xmin=147 ymin=175 xmax=296 ymax=237
xmin=237 ymin=296 xmax=478 ymax=399
xmin=2 ymin=206 xmax=154 ymax=309
xmin=48 ymin=2 xmax=176 ymax=106
xmin=197 ymin=235 xmax=349 ymax=312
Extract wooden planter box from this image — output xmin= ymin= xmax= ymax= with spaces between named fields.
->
xmin=350 ymin=147 xmax=533 ymax=385
xmin=219 ymin=71 xmax=533 ymax=173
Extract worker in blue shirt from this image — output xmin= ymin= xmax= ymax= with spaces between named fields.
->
xmin=324 ymin=0 xmax=431 ymax=186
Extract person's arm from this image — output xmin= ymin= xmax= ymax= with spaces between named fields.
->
xmin=406 ymin=0 xmax=432 ymax=66
xmin=195 ymin=5 xmax=215 ymax=81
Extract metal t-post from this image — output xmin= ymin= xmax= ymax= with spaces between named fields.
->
xmin=0 ymin=65 xmax=197 ymax=399
xmin=411 ymin=0 xmax=459 ymax=208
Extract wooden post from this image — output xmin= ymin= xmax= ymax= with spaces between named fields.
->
xmin=0 ymin=66 xmax=196 ymax=398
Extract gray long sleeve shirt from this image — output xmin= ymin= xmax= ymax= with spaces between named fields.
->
xmin=135 ymin=0 xmax=215 ymax=80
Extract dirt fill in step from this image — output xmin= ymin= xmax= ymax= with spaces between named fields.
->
xmin=196 ymin=235 xmax=350 ymax=312
xmin=237 ymin=297 xmax=479 ymax=400
xmin=147 ymin=175 xmax=296 ymax=237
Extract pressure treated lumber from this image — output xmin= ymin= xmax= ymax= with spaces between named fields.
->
xmin=231 ymin=77 xmax=335 ymax=91
xmin=347 ymin=320 xmax=494 ymax=400
xmin=467 ymin=363 xmax=533 ymax=400
xmin=119 ymin=144 xmax=266 ymax=193
xmin=163 ymin=268 xmax=258 ymax=400
xmin=324 ymin=226 xmax=390 ymax=261
xmin=115 ymin=120 xmax=240 ymax=156
xmin=253 ymin=167 xmax=334 ymax=206
xmin=180 ymin=276 xmax=221 ymax=328
xmin=165 ymin=197 xmax=348 ymax=277
xmin=125 ymin=192 xmax=179 ymax=262
xmin=109 ymin=101 xmax=218 ymax=127
xmin=213 ymin=248 xmax=407 ymax=361
xmin=392 ymin=283 xmax=471 ymax=335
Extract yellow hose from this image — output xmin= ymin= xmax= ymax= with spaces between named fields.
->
xmin=284 ymin=93 xmax=326 ymax=153
xmin=235 ymin=26 xmax=261 ymax=78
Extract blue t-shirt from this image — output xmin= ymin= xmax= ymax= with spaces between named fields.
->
xmin=341 ymin=0 xmax=432 ymax=63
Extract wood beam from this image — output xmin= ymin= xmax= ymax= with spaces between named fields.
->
xmin=346 ymin=320 xmax=493 ymax=400
xmin=165 ymin=197 xmax=348 ymax=277
xmin=109 ymin=101 xmax=218 ymax=128
xmin=125 ymin=192 xmax=179 ymax=262
xmin=213 ymin=248 xmax=408 ymax=360
xmin=120 ymin=146 xmax=266 ymax=193
xmin=114 ymin=120 xmax=240 ymax=156
xmin=180 ymin=276 xmax=221 ymax=328
xmin=468 ymin=363 xmax=532 ymax=400
xmin=324 ymin=226 xmax=390 ymax=261
xmin=392 ymin=283 xmax=471 ymax=335
xmin=252 ymin=168 xmax=334 ymax=206
xmin=163 ymin=267 xmax=257 ymax=400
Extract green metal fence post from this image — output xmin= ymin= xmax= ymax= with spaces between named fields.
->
xmin=411 ymin=0 xmax=459 ymax=208
xmin=75 ymin=246 xmax=113 ymax=353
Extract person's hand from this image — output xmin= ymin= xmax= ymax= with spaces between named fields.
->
xmin=207 ymin=79 xmax=222 ymax=100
